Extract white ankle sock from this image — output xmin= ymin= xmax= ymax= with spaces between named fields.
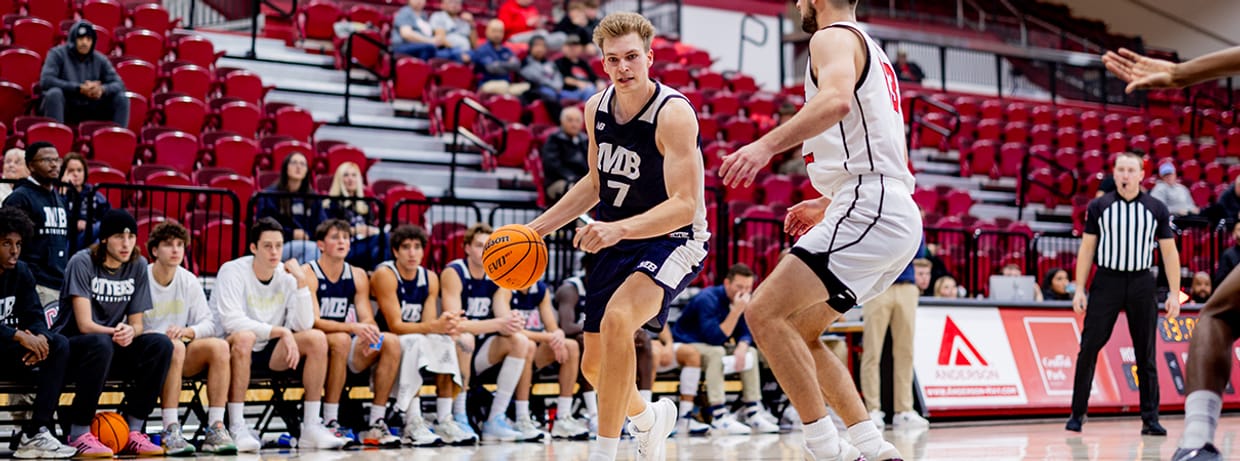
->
xmin=208 ymin=407 xmax=225 ymax=426
xmin=803 ymin=418 xmax=841 ymax=456
xmin=322 ymin=403 xmax=339 ymax=423
xmin=515 ymin=400 xmax=531 ymax=421
xmin=369 ymin=404 xmax=386 ymax=425
xmin=453 ymin=394 xmax=467 ymax=416
xmin=629 ymin=402 xmax=655 ymax=432
xmin=583 ymin=391 xmax=598 ymax=417
xmin=557 ymin=397 xmax=574 ymax=419
xmin=228 ymin=403 xmax=246 ymax=431
xmin=303 ymin=401 xmax=322 ymax=427
xmin=437 ymin=398 xmax=453 ymax=423
xmin=1181 ymin=390 xmax=1222 ymax=449
xmin=162 ymin=408 xmax=179 ymax=429
xmin=639 ymin=390 xmax=653 ymax=402
xmin=847 ymin=421 xmax=883 ymax=456
xmin=678 ymin=399 xmax=694 ymax=418
xmin=590 ymin=436 xmax=619 ymax=460
xmin=680 ymin=367 xmax=701 ymax=396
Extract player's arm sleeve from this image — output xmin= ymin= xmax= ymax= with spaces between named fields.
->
xmin=211 ymin=266 xmax=273 ymax=339
xmin=186 ymin=277 xmax=219 ymax=339
xmin=284 ymin=276 xmax=315 ymax=332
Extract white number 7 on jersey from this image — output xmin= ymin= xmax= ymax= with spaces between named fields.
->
xmin=606 ymin=180 xmax=630 ymax=207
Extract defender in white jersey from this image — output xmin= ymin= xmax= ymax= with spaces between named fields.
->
xmin=720 ymin=1 xmax=918 ymax=460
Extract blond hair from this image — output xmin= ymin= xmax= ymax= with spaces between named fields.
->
xmin=593 ymin=12 xmax=655 ymax=50
xmin=327 ymin=162 xmax=369 ymax=216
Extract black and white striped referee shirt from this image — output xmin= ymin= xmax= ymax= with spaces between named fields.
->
xmin=1084 ymin=191 xmax=1174 ymax=272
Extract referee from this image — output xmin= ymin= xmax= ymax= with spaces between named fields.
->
xmin=1068 ymin=152 xmax=1181 ymax=435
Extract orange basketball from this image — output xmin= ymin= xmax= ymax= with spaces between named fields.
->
xmin=483 ymin=224 xmax=548 ymax=290
xmin=90 ymin=412 xmax=129 ymax=453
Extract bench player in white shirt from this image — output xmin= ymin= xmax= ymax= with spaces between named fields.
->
xmin=720 ymin=1 xmax=918 ymax=460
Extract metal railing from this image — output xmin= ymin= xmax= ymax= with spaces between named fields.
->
xmin=1016 ymin=144 xmax=1079 ymax=221
xmin=449 ymin=97 xmax=509 ymax=196
xmin=1189 ymin=90 xmax=1238 ymax=139
xmin=737 ymin=13 xmax=768 ymax=76
xmin=906 ymin=94 xmax=961 ymax=153
xmin=340 ymin=30 xmax=398 ymax=125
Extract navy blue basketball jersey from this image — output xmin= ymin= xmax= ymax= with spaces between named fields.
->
xmin=446 ymin=259 xmax=498 ymax=321
xmin=561 ymin=276 xmax=587 ymax=327
xmin=310 ymin=261 xmax=357 ymax=323
xmin=592 ymin=82 xmax=710 ymax=243
xmin=511 ymin=281 xmax=548 ymax=332
xmin=377 ymin=261 xmax=430 ymax=323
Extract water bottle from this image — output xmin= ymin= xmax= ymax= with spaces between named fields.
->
xmin=277 ymin=433 xmax=297 ymax=448
xmin=1067 ymin=282 xmax=1077 ymax=296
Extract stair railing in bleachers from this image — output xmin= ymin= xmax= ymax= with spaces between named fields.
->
xmin=1016 ymin=146 xmax=1078 ymax=222
xmin=88 ymin=183 xmax=243 ymax=277
xmin=905 ymin=94 xmax=960 ymax=155
xmin=736 ymin=13 xmax=768 ymax=76
xmin=449 ymin=97 xmax=509 ymax=198
xmin=341 ymin=30 xmax=397 ymax=126
xmin=247 ymin=0 xmax=302 ymax=59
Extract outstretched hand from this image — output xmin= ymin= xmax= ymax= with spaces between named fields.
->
xmin=1102 ymin=48 xmax=1179 ymax=93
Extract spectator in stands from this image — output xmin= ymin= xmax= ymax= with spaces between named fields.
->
xmin=439 ymin=223 xmax=537 ymax=442
xmin=428 ymin=0 xmax=476 ymax=63
xmin=3 ymin=142 xmax=68 ymax=307
xmin=474 ymin=20 xmax=531 ymax=96
xmin=933 ymin=275 xmax=959 ymax=298
xmin=893 ymin=50 xmax=925 ymax=83
xmin=1042 ymin=268 xmax=1074 ymax=301
xmin=1214 ymin=221 xmax=1240 ymax=287
xmin=862 ymin=255 xmax=929 ymax=432
xmin=258 ymin=152 xmax=324 ymax=263
xmin=672 ymin=264 xmax=780 ymax=435
xmin=913 ymin=258 xmax=933 ymax=296
xmin=40 ymin=21 xmax=128 ymax=126
xmin=1190 ymin=271 xmax=1212 ymax=303
xmin=1001 ymin=262 xmax=1043 ymax=301
xmin=541 ymin=107 xmax=588 ymax=204
xmin=390 ymin=0 xmax=443 ymax=61
xmin=503 ymin=280 xmax=591 ymax=439
xmin=556 ymin=34 xmax=602 ymax=101
xmin=498 ymin=0 xmax=565 ymax=50
xmin=1205 ymin=175 xmax=1240 ymax=223
xmin=209 ymin=217 xmax=343 ymax=451
xmin=1 ymin=148 xmax=29 ymax=203
xmin=1150 ymin=163 xmax=1198 ymax=216
xmin=56 ymin=210 xmax=171 ymax=457
xmin=371 ymin=225 xmax=473 ymax=446
xmin=324 ymin=162 xmax=381 ymax=268
xmin=59 ymin=153 xmax=110 ymax=250
xmin=305 ymin=219 xmax=401 ymax=448
xmin=142 ymin=221 xmax=236 ymax=455
xmin=0 ymin=207 xmax=77 ymax=459
xmin=520 ymin=36 xmax=565 ymax=119
xmin=555 ymin=1 xmax=594 ymax=52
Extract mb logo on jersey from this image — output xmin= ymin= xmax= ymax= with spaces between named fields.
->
xmin=598 ymin=143 xmax=641 ymax=180
xmin=638 ymin=261 xmax=658 ymax=272
xmin=597 ymin=122 xmax=605 ymax=131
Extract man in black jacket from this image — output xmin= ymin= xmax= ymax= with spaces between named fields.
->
xmin=1213 ymin=220 xmax=1240 ymax=287
xmin=540 ymin=107 xmax=588 ymax=204
xmin=2 ymin=142 xmax=68 ymax=307
xmin=0 ymin=206 xmax=76 ymax=459
xmin=39 ymin=21 xmax=128 ymax=126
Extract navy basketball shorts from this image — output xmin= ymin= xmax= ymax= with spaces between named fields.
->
xmin=583 ymin=237 xmax=708 ymax=334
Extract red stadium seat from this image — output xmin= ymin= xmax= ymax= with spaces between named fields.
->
xmin=1079 ymin=111 xmax=1101 ymax=131
xmin=215 ymin=101 xmax=262 ymax=137
xmin=760 ymin=175 xmax=795 ymax=206
xmin=175 ymin=35 xmax=224 ymax=69
xmin=90 ymin=127 xmax=137 ymax=174
xmin=695 ymin=71 xmax=726 ymax=91
xmin=208 ymin=174 xmax=255 ymax=209
xmin=1005 ymin=103 xmax=1030 ymax=123
xmin=1190 ymin=181 xmax=1212 ymax=208
xmin=1056 ymin=127 xmax=1079 ymax=149
xmin=273 ymin=106 xmax=320 ymax=142
xmin=198 ymin=218 xmax=241 ymax=275
xmin=298 ymin=0 xmax=343 ymax=41
xmin=976 ymin=119 xmax=1002 ymax=141
xmin=115 ymin=59 xmax=158 ymax=98
xmin=1176 ymin=140 xmax=1197 ymax=163
xmin=346 ymin=4 xmax=386 ymax=28
xmin=270 ymin=140 xmax=315 ymax=171
xmin=1081 ymin=150 xmax=1104 ymax=176
xmin=697 ymin=115 xmax=718 ymax=142
xmin=338 ymin=29 xmax=389 ymax=77
xmin=980 ymin=99 xmax=1003 ymax=120
xmin=1180 ymin=159 xmax=1202 ymax=183
xmin=27 ymin=0 xmax=72 ymax=23
xmin=326 ymin=144 xmax=370 ymax=176
xmin=492 ymin=125 xmax=532 ymax=168
xmin=1081 ymin=130 xmax=1103 ymax=152
xmin=386 ymin=186 xmax=429 ymax=226
xmin=26 ymin=122 xmax=74 ymax=154
xmin=120 ymin=29 xmax=166 ymax=65
xmin=0 ymin=48 xmax=40 ymax=92
xmin=81 ymin=0 xmax=124 ymax=32
xmin=1129 ymin=134 xmax=1150 ymax=154
xmin=722 ymin=117 xmax=757 ymax=144
xmin=129 ymin=3 xmax=177 ymax=35
xmin=1199 ymin=143 xmax=1220 ymax=165
xmin=485 ymin=94 xmax=523 ymax=124
xmin=220 ymin=70 xmax=272 ymax=105
xmin=212 ymin=135 xmax=259 ymax=175
xmin=125 ymin=92 xmax=148 ymax=133
xmin=1105 ymin=132 xmax=1127 ymax=154
xmin=998 ymin=142 xmax=1025 ymax=178
xmin=1030 ymin=124 xmax=1055 ymax=147
xmin=659 ymin=64 xmax=690 ymax=88
xmin=967 ymin=139 xmax=997 ymax=177
xmin=11 ymin=18 xmax=56 ymax=58
xmin=169 ymin=64 xmax=214 ymax=100
xmin=1204 ymin=161 xmax=1225 ymax=185
xmin=389 ymin=57 xmax=431 ymax=101
xmin=1055 ymin=108 xmax=1079 ymax=129
xmin=1102 ymin=113 xmax=1125 ymax=134
xmin=432 ymin=61 xmax=473 ymax=91
xmin=1031 ymin=105 xmax=1054 ymax=125
xmin=158 ymin=96 xmax=207 ymax=135
xmin=152 ymin=131 xmax=199 ymax=174
xmin=708 ymin=92 xmax=740 ymax=116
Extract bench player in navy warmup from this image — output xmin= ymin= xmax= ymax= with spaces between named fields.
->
xmin=527 ymin=12 xmax=709 ymax=461
xmin=305 ymin=219 xmax=401 ymax=447
xmin=0 ymin=206 xmax=76 ymax=459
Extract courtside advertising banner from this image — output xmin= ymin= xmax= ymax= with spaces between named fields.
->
xmin=914 ymin=307 xmax=1028 ymax=408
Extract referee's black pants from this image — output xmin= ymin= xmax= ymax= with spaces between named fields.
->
xmin=1070 ymin=268 xmax=1160 ymax=421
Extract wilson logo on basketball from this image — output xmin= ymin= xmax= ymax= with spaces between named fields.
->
xmin=938 ymin=316 xmax=989 ymax=366
xmin=485 ymin=236 xmax=510 ymax=251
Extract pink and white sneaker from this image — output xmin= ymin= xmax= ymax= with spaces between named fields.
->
xmin=67 ymin=433 xmax=113 ymax=458
xmin=120 ymin=432 xmax=165 ymax=457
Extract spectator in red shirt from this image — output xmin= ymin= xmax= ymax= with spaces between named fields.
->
xmin=498 ymin=0 xmax=565 ymax=50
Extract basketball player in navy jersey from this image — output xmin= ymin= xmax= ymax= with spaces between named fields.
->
xmin=304 ymin=219 xmax=401 ymax=447
xmin=719 ymin=1 xmax=912 ymax=460
xmin=371 ymin=225 xmax=473 ymax=446
xmin=527 ymin=12 xmax=709 ymax=461
xmin=1103 ymin=44 xmax=1240 ymax=461
xmin=440 ymin=223 xmax=538 ymax=442
xmin=505 ymin=280 xmax=592 ymax=439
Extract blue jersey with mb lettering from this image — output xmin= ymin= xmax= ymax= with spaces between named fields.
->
xmin=511 ymin=281 xmax=548 ymax=332
xmin=310 ymin=261 xmax=356 ymax=323
xmin=377 ymin=261 xmax=430 ymax=323
xmin=592 ymin=82 xmax=710 ymax=243
xmin=446 ymin=259 xmax=498 ymax=321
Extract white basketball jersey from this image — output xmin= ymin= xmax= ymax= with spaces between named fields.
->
xmin=802 ymin=22 xmax=915 ymax=198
